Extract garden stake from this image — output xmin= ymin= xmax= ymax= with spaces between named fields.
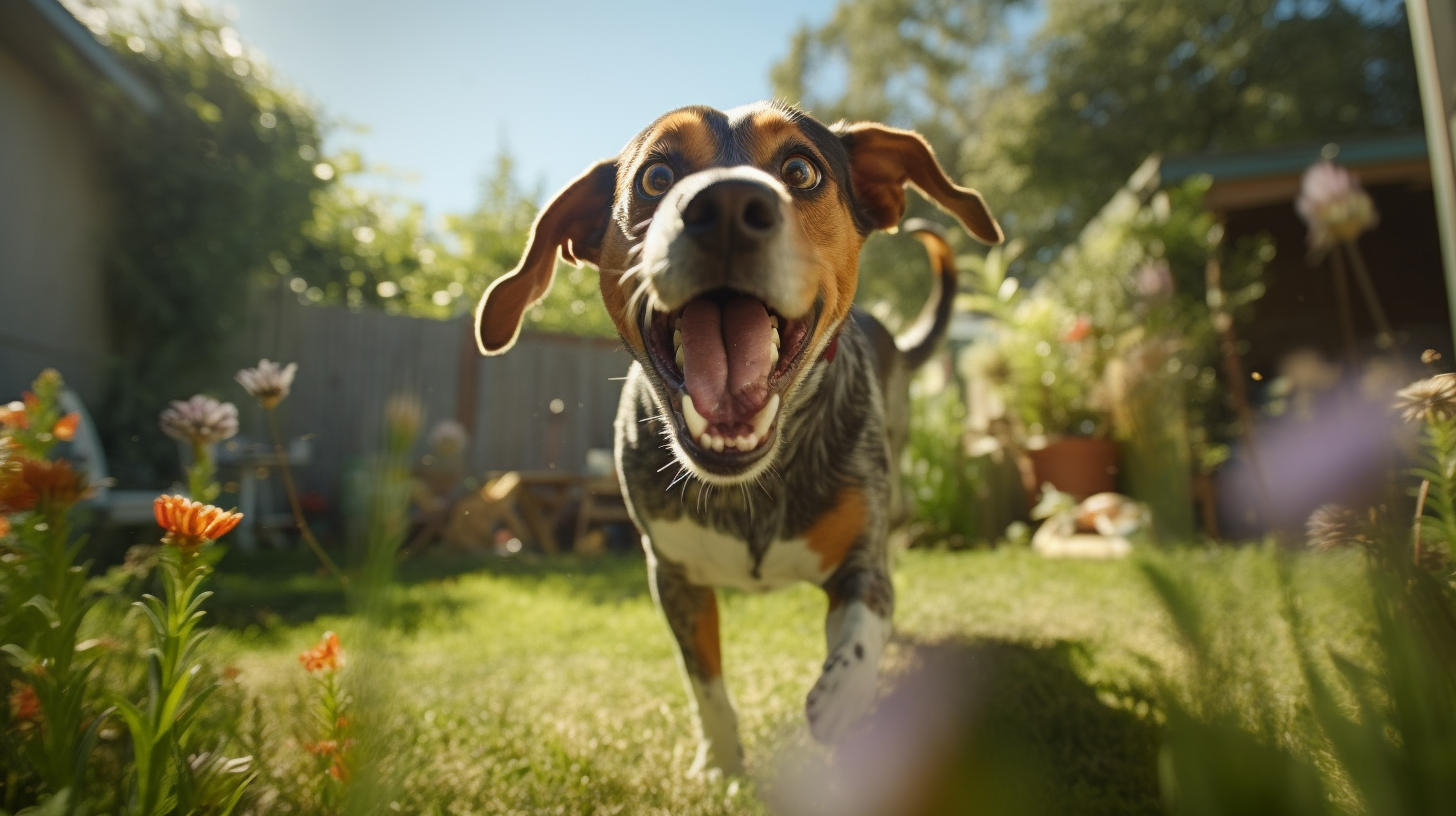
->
xmin=265 ymin=407 xmax=346 ymax=586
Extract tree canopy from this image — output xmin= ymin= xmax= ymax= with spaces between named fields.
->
xmin=775 ymin=0 xmax=1422 ymax=265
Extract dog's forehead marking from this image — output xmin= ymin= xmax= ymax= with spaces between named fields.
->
xmin=624 ymin=103 xmax=834 ymax=175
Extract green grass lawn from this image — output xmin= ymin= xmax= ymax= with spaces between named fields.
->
xmin=199 ymin=544 xmax=1375 ymax=815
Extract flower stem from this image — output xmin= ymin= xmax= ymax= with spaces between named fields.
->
xmin=265 ymin=408 xmax=346 ymax=585
xmin=1342 ymin=239 xmax=1393 ymax=348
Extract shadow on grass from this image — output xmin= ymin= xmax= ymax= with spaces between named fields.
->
xmin=206 ymin=549 xmax=651 ymax=631
xmin=775 ymin=638 xmax=1163 ymax=816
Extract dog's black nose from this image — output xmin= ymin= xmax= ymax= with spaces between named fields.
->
xmin=680 ymin=180 xmax=782 ymax=253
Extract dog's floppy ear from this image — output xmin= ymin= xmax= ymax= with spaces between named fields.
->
xmin=836 ymin=122 xmax=1003 ymax=246
xmin=475 ymin=159 xmax=617 ymax=355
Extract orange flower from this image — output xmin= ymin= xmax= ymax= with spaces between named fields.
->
xmin=52 ymin=413 xmax=80 ymax=442
xmin=0 ymin=401 xmax=26 ymax=430
xmin=9 ymin=681 xmax=41 ymax=723
xmin=153 ymin=495 xmax=243 ymax=553
xmin=20 ymin=459 xmax=89 ymax=508
xmin=305 ymin=739 xmax=339 ymax=756
xmin=329 ymin=754 xmax=349 ymax=781
xmin=299 ymin=631 xmax=342 ymax=673
xmin=0 ymin=516 xmax=10 ymax=537
xmin=1063 ymin=316 xmax=1093 ymax=343
xmin=0 ymin=466 xmax=36 ymax=515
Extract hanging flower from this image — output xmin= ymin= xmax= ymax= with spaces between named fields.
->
xmin=1063 ymin=316 xmax=1093 ymax=343
xmin=1394 ymin=374 xmax=1456 ymax=424
xmin=299 ymin=631 xmax=343 ymax=673
xmin=236 ymin=359 xmax=298 ymax=409
xmin=159 ymin=396 xmax=239 ymax=446
xmin=153 ymin=495 xmax=243 ymax=554
xmin=1296 ymin=160 xmax=1378 ymax=255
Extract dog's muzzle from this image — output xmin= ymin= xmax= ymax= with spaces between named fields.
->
xmin=636 ymin=168 xmax=820 ymax=475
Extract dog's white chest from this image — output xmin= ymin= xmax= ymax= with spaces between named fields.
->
xmin=648 ymin=517 xmax=830 ymax=592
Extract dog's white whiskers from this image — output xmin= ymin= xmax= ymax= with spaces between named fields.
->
xmin=667 ymin=467 xmax=690 ymax=492
xmin=656 ymin=459 xmax=678 ymax=473
xmin=641 ymin=414 xmax=668 ymax=424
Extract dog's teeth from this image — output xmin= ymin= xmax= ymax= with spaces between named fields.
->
xmin=711 ymin=435 xmax=724 ymax=452
xmin=770 ymin=345 xmax=779 ymax=367
xmin=675 ymin=346 xmax=685 ymax=370
xmin=751 ymin=393 xmax=780 ymax=440
xmin=770 ymin=315 xmax=779 ymax=329
xmin=673 ymin=329 xmax=682 ymax=350
xmin=682 ymin=394 xmax=708 ymax=439
xmin=771 ymin=327 xmax=781 ymax=348
xmin=744 ymin=433 xmax=759 ymax=449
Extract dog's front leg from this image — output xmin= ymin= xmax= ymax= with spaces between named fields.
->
xmin=646 ymin=549 xmax=745 ymax=776
xmin=807 ymin=561 xmax=894 ymax=743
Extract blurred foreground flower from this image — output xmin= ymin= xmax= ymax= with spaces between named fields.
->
xmin=1394 ymin=374 xmax=1456 ymax=424
xmin=8 ymin=681 xmax=41 ymax=725
xmin=235 ymin=359 xmax=297 ymax=409
xmin=0 ymin=401 xmax=27 ymax=429
xmin=20 ymin=458 xmax=90 ymax=509
xmin=159 ymin=395 xmax=239 ymax=445
xmin=1297 ymin=160 xmax=1378 ymax=255
xmin=1305 ymin=503 xmax=1368 ymax=552
xmin=153 ymin=494 xmax=243 ymax=554
xmin=52 ymin=412 xmax=79 ymax=442
xmin=299 ymin=631 xmax=343 ymax=673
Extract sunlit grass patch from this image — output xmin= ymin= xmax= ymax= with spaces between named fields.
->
xmin=193 ymin=544 xmax=1380 ymax=815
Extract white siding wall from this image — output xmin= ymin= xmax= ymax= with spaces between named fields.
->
xmin=0 ymin=46 xmax=111 ymax=403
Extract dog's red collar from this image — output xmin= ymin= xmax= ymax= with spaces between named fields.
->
xmin=821 ymin=325 xmax=842 ymax=363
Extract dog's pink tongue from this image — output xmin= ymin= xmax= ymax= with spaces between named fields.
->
xmin=680 ymin=295 xmax=773 ymax=421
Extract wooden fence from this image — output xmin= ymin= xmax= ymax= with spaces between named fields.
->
xmin=232 ymin=289 xmax=631 ymax=503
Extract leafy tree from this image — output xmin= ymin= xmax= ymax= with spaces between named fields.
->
xmin=73 ymin=0 xmax=331 ymax=484
xmin=775 ymin=0 xmax=1422 ymax=267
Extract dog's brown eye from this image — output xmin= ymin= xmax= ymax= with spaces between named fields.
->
xmin=639 ymin=162 xmax=675 ymax=198
xmin=780 ymin=156 xmax=820 ymax=190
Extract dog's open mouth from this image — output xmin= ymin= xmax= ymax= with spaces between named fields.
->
xmin=643 ymin=289 xmax=816 ymax=462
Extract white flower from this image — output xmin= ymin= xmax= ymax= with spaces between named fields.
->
xmin=236 ymin=359 xmax=298 ymax=409
xmin=159 ymin=395 xmax=239 ymax=445
xmin=427 ymin=419 xmax=468 ymax=455
xmin=1296 ymin=160 xmax=1378 ymax=254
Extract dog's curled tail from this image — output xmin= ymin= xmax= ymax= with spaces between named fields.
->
xmin=895 ymin=218 xmax=960 ymax=371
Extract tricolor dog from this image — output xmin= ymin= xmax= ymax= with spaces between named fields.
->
xmin=475 ymin=102 xmax=1001 ymax=775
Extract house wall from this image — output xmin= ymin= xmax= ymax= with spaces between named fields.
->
xmin=0 ymin=45 xmax=111 ymax=404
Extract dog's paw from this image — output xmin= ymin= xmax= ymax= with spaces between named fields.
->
xmin=688 ymin=738 xmax=746 ymax=778
xmin=805 ymin=640 xmax=878 ymax=743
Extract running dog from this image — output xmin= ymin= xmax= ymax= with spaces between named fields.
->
xmin=475 ymin=101 xmax=1001 ymax=775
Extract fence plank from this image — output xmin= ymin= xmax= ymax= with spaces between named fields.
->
xmin=232 ymin=294 xmax=629 ymax=503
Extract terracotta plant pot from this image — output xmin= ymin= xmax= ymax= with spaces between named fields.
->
xmin=1026 ymin=437 xmax=1119 ymax=501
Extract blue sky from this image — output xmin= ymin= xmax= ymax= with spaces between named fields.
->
xmin=201 ymin=0 xmax=842 ymax=217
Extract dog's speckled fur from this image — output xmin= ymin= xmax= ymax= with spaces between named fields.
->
xmin=475 ymin=101 xmax=1001 ymax=775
